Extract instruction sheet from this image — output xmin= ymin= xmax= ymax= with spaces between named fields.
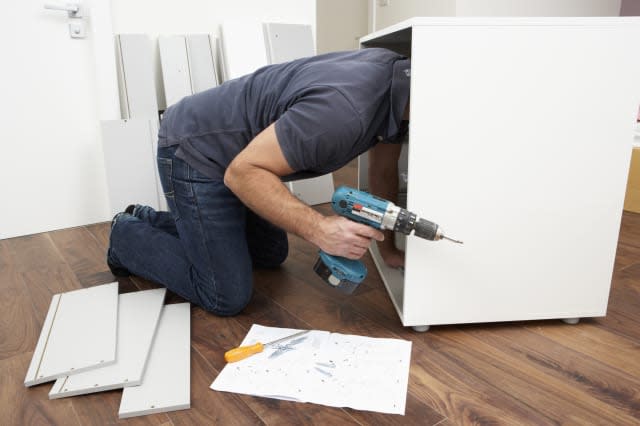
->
xmin=210 ymin=324 xmax=412 ymax=415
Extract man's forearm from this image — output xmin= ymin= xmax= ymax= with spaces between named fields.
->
xmin=224 ymin=165 xmax=324 ymax=245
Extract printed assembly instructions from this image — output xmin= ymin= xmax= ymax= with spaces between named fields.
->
xmin=211 ymin=324 xmax=412 ymax=415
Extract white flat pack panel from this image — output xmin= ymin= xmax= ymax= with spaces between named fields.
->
xmin=116 ymin=34 xmax=159 ymax=120
xmin=25 ymin=283 xmax=119 ymax=387
xmin=287 ymin=175 xmax=335 ymax=205
xmin=186 ymin=34 xmax=219 ymax=93
xmin=264 ymin=23 xmax=334 ymax=205
xmin=221 ymin=21 xmax=269 ymax=79
xmin=401 ymin=19 xmax=640 ymax=326
xmin=119 ymin=303 xmax=191 ymax=418
xmin=102 ymin=119 xmax=160 ymax=215
xmin=159 ymin=36 xmax=193 ymax=108
xmin=264 ymin=23 xmax=315 ymax=63
xmin=49 ymin=289 xmax=166 ymax=399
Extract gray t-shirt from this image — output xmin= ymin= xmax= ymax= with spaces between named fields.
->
xmin=158 ymin=48 xmax=410 ymax=181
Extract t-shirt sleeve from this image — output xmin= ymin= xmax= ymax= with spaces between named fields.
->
xmin=274 ymin=86 xmax=362 ymax=172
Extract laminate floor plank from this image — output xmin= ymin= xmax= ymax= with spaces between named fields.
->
xmin=618 ymin=211 xmax=640 ymax=248
xmin=49 ymin=227 xmax=114 ymax=287
xmin=0 ymin=250 xmax=39 ymax=360
xmin=443 ymin=327 xmax=637 ymax=425
xmin=0 ymin=352 xmax=81 ymax=426
xmin=471 ymin=326 xmax=640 ymax=421
xmin=524 ymin=321 xmax=640 ymax=378
xmin=167 ymin=348 xmax=265 ymax=426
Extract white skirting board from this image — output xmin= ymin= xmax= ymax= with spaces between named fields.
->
xmin=118 ymin=303 xmax=191 ymax=419
xmin=101 ymin=119 xmax=161 ymax=215
xmin=24 ymin=283 xmax=119 ymax=387
xmin=49 ymin=289 xmax=166 ymax=399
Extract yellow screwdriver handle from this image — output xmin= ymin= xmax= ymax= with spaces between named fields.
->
xmin=224 ymin=342 xmax=264 ymax=363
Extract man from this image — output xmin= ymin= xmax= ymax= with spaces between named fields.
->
xmin=107 ymin=47 xmax=410 ymax=315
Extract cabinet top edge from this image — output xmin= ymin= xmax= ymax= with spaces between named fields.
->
xmin=360 ymin=17 xmax=640 ymax=44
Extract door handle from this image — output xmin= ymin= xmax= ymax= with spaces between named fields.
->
xmin=44 ymin=2 xmax=82 ymax=18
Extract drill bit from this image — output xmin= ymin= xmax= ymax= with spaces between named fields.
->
xmin=442 ymin=235 xmax=463 ymax=244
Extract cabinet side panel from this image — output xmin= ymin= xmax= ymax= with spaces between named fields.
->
xmin=404 ymin=23 xmax=640 ymax=326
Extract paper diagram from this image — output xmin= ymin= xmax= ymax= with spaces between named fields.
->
xmin=211 ymin=324 xmax=412 ymax=415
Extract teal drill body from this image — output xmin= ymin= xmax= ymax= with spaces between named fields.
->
xmin=313 ymin=186 xmax=462 ymax=294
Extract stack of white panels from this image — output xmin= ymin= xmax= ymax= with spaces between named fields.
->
xmin=24 ymin=283 xmax=191 ymax=418
xmin=109 ymin=34 xmax=166 ymax=212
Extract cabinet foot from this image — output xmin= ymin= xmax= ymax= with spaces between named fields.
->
xmin=562 ymin=318 xmax=580 ymax=325
xmin=411 ymin=325 xmax=430 ymax=332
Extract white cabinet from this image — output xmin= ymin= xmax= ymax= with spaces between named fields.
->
xmin=360 ymin=18 xmax=640 ymax=330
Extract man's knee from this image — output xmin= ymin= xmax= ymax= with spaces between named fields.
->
xmin=253 ymin=240 xmax=289 ymax=269
xmin=194 ymin=276 xmax=252 ymax=316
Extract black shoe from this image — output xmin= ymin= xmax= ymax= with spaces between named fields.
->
xmin=108 ymin=210 xmax=133 ymax=277
xmin=107 ymin=249 xmax=131 ymax=277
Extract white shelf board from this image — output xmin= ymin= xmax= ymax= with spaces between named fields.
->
xmin=101 ymin=119 xmax=160 ymax=215
xmin=186 ymin=34 xmax=219 ymax=93
xmin=49 ymin=289 xmax=166 ymax=399
xmin=116 ymin=34 xmax=159 ymax=120
xmin=118 ymin=303 xmax=191 ymax=418
xmin=221 ymin=21 xmax=268 ymax=79
xmin=264 ymin=23 xmax=315 ymax=63
xmin=159 ymin=36 xmax=193 ymax=108
xmin=25 ymin=283 xmax=119 ymax=387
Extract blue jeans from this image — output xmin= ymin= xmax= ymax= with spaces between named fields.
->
xmin=107 ymin=146 xmax=288 ymax=315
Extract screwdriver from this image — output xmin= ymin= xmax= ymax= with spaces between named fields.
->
xmin=224 ymin=330 xmax=310 ymax=363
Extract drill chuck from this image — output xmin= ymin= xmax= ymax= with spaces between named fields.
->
xmin=413 ymin=218 xmax=439 ymax=240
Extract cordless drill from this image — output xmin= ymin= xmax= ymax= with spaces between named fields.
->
xmin=313 ymin=186 xmax=462 ymax=294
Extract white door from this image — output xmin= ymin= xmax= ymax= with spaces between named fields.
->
xmin=0 ymin=1 xmax=119 ymax=239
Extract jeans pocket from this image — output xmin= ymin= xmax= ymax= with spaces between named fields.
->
xmin=157 ymin=157 xmax=174 ymax=198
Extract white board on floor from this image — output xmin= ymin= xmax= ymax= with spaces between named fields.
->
xmin=24 ymin=283 xmax=119 ymax=387
xmin=115 ymin=34 xmax=159 ymax=120
xmin=221 ymin=21 xmax=269 ymax=79
xmin=186 ymin=34 xmax=219 ymax=93
xmin=119 ymin=303 xmax=191 ymax=418
xmin=159 ymin=36 xmax=192 ymax=108
xmin=49 ymin=289 xmax=166 ymax=399
xmin=101 ymin=119 xmax=160 ymax=215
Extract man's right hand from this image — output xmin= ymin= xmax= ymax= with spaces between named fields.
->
xmin=314 ymin=216 xmax=384 ymax=260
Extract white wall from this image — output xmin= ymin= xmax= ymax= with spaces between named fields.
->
xmin=373 ymin=0 xmax=622 ymax=30
xmin=316 ymin=0 xmax=368 ymax=53
xmin=110 ymin=0 xmax=316 ymax=109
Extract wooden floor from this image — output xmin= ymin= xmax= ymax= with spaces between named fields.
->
xmin=2 ymin=161 xmax=640 ymax=425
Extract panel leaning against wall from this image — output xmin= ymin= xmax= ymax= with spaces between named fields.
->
xmin=263 ymin=22 xmax=335 ymax=205
xmin=110 ymin=34 xmax=166 ymax=211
